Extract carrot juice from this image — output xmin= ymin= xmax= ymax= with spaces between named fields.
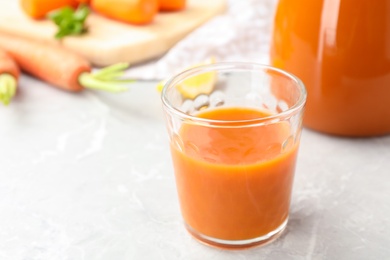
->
xmin=162 ymin=62 xmax=306 ymax=248
xmin=271 ymin=0 xmax=390 ymax=136
xmin=170 ymin=107 xmax=299 ymax=244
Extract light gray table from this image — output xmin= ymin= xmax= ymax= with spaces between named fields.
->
xmin=1 ymin=75 xmax=389 ymax=259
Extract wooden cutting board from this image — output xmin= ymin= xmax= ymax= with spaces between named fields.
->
xmin=0 ymin=0 xmax=227 ymax=66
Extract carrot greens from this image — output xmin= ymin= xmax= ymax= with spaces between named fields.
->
xmin=79 ymin=63 xmax=135 ymax=92
xmin=48 ymin=4 xmax=90 ymax=39
xmin=0 ymin=74 xmax=17 ymax=105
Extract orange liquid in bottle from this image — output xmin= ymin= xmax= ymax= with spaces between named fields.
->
xmin=170 ymin=107 xmax=298 ymax=243
xmin=271 ymin=0 xmax=390 ymax=136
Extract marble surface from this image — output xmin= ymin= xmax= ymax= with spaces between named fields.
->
xmin=1 ymin=75 xmax=390 ymax=260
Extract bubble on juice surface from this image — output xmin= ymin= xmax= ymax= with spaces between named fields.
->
xmin=194 ymin=95 xmax=210 ymax=111
xmin=210 ymin=90 xmax=225 ymax=107
xmin=180 ymin=99 xmax=195 ymax=115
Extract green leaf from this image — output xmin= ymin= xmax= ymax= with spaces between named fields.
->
xmin=78 ymin=63 xmax=135 ymax=93
xmin=0 ymin=74 xmax=17 ymax=106
xmin=48 ymin=4 xmax=90 ymax=39
xmin=74 ymin=5 xmax=89 ymax=22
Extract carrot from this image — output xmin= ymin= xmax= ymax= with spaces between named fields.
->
xmin=0 ymin=48 xmax=20 ymax=105
xmin=75 ymin=0 xmax=90 ymax=4
xmin=0 ymin=32 xmax=131 ymax=93
xmin=20 ymin=0 xmax=78 ymax=19
xmin=159 ymin=0 xmax=186 ymax=11
xmin=91 ymin=0 xmax=158 ymax=25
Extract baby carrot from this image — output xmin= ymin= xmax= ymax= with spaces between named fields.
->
xmin=20 ymin=0 xmax=78 ymax=19
xmin=159 ymin=0 xmax=186 ymax=11
xmin=91 ymin=0 xmax=158 ymax=25
xmin=0 ymin=48 xmax=20 ymax=105
xmin=0 ymin=32 xmax=131 ymax=93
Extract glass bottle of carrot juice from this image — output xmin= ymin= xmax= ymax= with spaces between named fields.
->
xmin=271 ymin=0 xmax=390 ymax=136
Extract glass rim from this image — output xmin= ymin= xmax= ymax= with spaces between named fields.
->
xmin=161 ymin=62 xmax=307 ymax=126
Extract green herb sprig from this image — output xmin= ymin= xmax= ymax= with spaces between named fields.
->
xmin=48 ymin=4 xmax=90 ymax=39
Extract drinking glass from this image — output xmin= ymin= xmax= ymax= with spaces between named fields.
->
xmin=161 ymin=62 xmax=306 ymax=249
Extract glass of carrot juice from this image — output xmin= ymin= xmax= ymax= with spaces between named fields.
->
xmin=161 ymin=62 xmax=306 ymax=249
